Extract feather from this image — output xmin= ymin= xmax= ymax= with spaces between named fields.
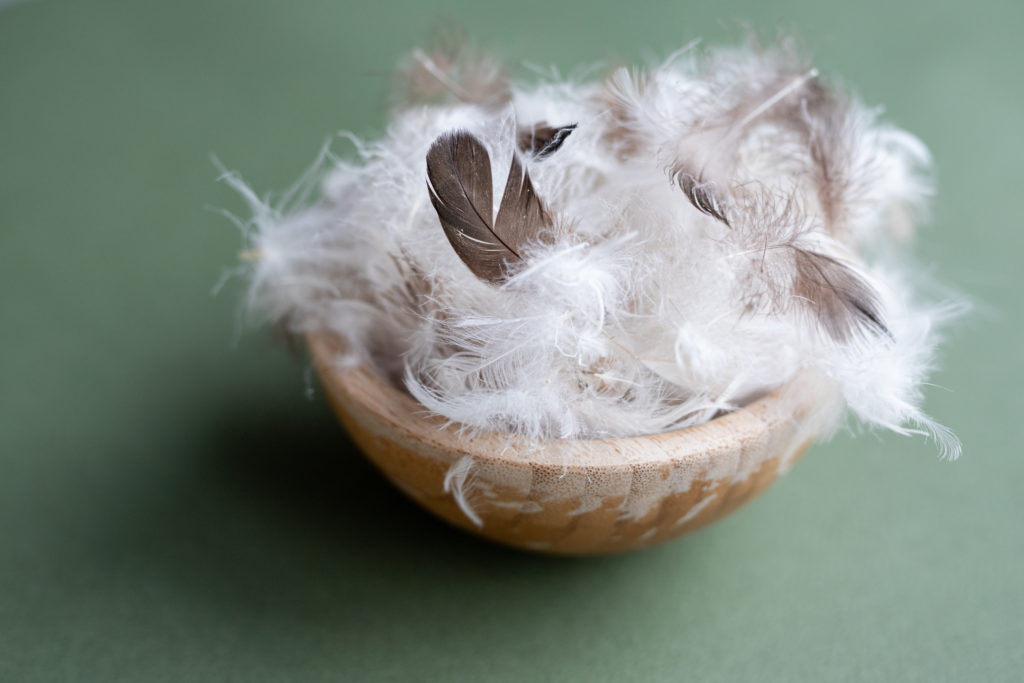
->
xmin=494 ymin=154 xmax=550 ymax=251
xmin=517 ymin=123 xmax=577 ymax=159
xmin=668 ymin=65 xmax=822 ymax=225
xmin=597 ymin=66 xmax=653 ymax=160
xmin=790 ymin=249 xmax=888 ymax=341
xmin=426 ymin=130 xmax=550 ymax=282
xmin=395 ymin=31 xmax=510 ymax=108
xmin=236 ymin=39 xmax=958 ymax=458
xmin=730 ymin=189 xmax=889 ymax=341
xmin=676 ymin=175 xmax=731 ymax=225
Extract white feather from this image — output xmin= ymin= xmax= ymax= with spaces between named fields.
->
xmin=231 ymin=40 xmax=961 ymax=458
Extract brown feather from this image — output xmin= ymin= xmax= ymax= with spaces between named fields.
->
xmin=494 ymin=154 xmax=550 ymax=253
xmin=675 ymin=174 xmax=731 ymax=225
xmin=731 ymin=189 xmax=888 ymax=342
xmin=426 ymin=130 xmax=550 ymax=283
xmin=517 ymin=123 xmax=576 ymax=159
xmin=791 ymin=249 xmax=888 ymax=342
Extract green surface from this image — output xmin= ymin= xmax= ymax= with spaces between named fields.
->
xmin=1 ymin=0 xmax=1021 ymax=680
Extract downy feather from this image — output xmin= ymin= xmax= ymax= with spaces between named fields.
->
xmin=231 ymin=38 xmax=961 ymax=458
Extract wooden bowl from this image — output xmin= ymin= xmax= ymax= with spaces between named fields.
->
xmin=309 ymin=334 xmax=841 ymax=555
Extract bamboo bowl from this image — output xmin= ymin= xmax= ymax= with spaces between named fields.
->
xmin=309 ymin=333 xmax=841 ymax=555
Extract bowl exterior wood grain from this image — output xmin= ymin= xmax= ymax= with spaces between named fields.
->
xmin=309 ymin=335 xmax=841 ymax=555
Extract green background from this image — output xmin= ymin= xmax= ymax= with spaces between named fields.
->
xmin=1 ymin=0 xmax=1021 ymax=680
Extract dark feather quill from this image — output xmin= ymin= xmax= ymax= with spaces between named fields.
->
xmin=426 ymin=130 xmax=550 ymax=283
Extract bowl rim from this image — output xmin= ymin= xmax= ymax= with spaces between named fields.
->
xmin=308 ymin=332 xmax=823 ymax=471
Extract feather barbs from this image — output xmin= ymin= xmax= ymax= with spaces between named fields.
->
xmin=426 ymin=130 xmax=553 ymax=283
xmin=236 ymin=38 xmax=959 ymax=458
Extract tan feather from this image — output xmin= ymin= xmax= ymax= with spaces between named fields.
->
xmin=395 ymin=29 xmax=511 ymax=108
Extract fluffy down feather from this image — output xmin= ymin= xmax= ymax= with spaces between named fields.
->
xmin=229 ymin=39 xmax=960 ymax=457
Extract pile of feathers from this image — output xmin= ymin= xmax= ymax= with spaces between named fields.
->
xmin=230 ymin=37 xmax=960 ymax=457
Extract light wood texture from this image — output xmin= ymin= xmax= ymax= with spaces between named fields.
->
xmin=308 ymin=334 xmax=841 ymax=555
